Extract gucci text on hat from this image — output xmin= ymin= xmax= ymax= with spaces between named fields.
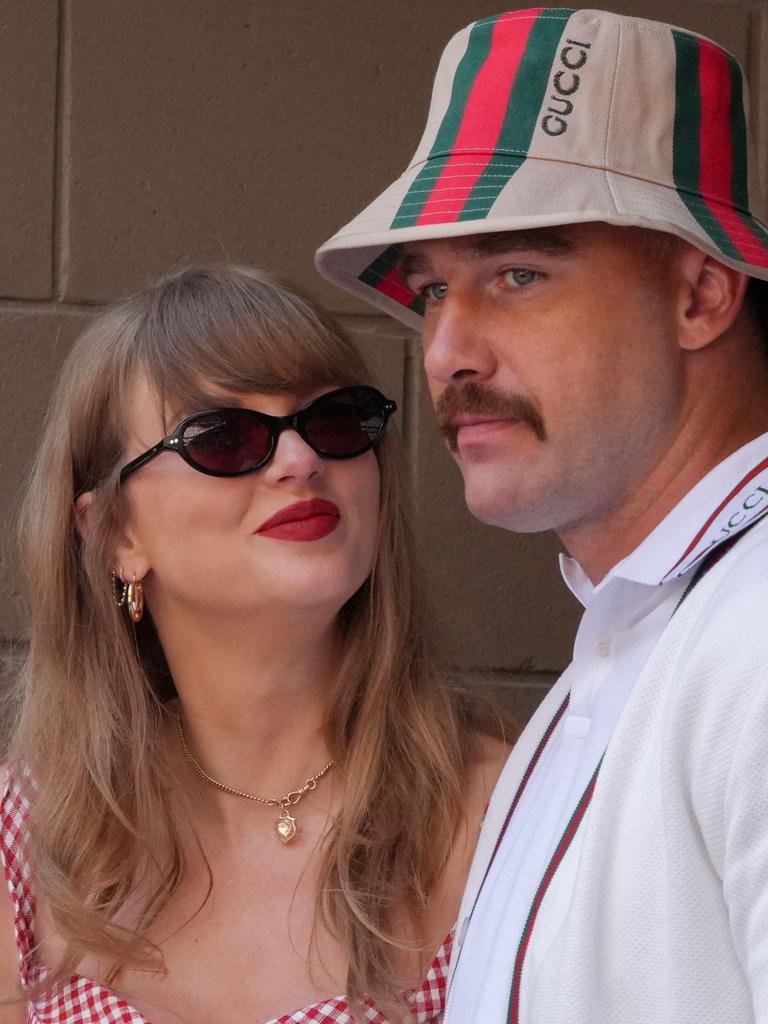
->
xmin=316 ymin=8 xmax=768 ymax=330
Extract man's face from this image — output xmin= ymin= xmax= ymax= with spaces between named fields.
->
xmin=400 ymin=223 xmax=687 ymax=536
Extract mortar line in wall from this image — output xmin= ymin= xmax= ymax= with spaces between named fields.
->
xmin=0 ymin=298 xmax=100 ymax=316
xmin=456 ymin=667 xmax=561 ymax=679
xmin=461 ymin=675 xmax=560 ymax=683
xmin=51 ymin=0 xmax=72 ymax=301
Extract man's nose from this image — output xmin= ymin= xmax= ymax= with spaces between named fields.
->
xmin=421 ymin=297 xmax=497 ymax=386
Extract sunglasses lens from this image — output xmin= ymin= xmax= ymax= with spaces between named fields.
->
xmin=304 ymin=389 xmax=386 ymax=457
xmin=182 ymin=411 xmax=272 ymax=474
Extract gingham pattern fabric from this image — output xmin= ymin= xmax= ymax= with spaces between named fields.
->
xmin=0 ymin=775 xmax=450 ymax=1024
xmin=316 ymin=7 xmax=768 ymax=330
xmin=30 ymin=977 xmax=148 ymax=1024
xmin=265 ymin=934 xmax=451 ymax=1024
xmin=0 ymin=770 xmax=44 ymax=993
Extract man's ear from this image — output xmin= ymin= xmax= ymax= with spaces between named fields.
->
xmin=677 ymin=247 xmax=749 ymax=352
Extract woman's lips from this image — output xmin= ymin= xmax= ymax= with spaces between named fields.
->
xmin=256 ymin=498 xmax=341 ymax=542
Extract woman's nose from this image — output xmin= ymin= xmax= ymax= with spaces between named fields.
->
xmin=263 ymin=428 xmax=324 ymax=485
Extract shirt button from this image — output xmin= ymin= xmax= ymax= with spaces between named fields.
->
xmin=596 ymin=635 xmax=612 ymax=657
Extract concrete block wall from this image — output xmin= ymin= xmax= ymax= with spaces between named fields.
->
xmin=2 ymin=1 xmax=767 ymax=724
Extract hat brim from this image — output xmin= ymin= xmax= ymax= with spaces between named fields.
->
xmin=316 ymin=155 xmax=768 ymax=331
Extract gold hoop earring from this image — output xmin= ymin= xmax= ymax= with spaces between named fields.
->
xmin=111 ymin=568 xmax=128 ymax=608
xmin=126 ymin=577 xmax=144 ymax=623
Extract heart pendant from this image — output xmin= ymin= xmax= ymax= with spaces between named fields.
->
xmin=274 ymin=809 xmax=297 ymax=844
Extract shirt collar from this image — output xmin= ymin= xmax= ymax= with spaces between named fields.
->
xmin=559 ymin=554 xmax=594 ymax=606
xmin=560 ymin=431 xmax=768 ymax=596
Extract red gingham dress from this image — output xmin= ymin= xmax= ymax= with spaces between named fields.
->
xmin=0 ymin=775 xmax=451 ymax=1024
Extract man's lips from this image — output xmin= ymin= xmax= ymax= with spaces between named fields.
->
xmin=256 ymin=498 xmax=341 ymax=541
xmin=436 ymin=382 xmax=547 ymax=450
xmin=453 ymin=416 xmax=521 ymax=444
xmin=451 ymin=414 xmax=519 ymax=428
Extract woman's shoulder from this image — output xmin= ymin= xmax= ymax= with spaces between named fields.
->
xmin=446 ymin=727 xmax=512 ymax=866
xmin=424 ymin=728 xmax=511 ymax=950
xmin=473 ymin=729 xmax=514 ymax=773
xmin=465 ymin=730 xmax=513 ymax=826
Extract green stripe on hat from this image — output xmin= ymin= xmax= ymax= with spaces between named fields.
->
xmin=431 ymin=17 xmax=500 ymax=155
xmin=358 ymin=245 xmax=403 ymax=289
xmin=459 ymin=10 xmax=573 ymax=220
xmin=390 ymin=154 xmax=452 ymax=229
xmin=457 ymin=153 xmax=524 ymax=222
xmin=357 ymin=244 xmax=426 ymax=315
xmin=672 ymin=30 xmax=742 ymax=261
xmin=392 ymin=17 xmax=500 ymax=229
xmin=727 ymin=59 xmax=768 ymax=249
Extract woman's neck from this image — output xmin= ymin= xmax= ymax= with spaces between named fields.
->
xmin=155 ymin=607 xmax=339 ymax=824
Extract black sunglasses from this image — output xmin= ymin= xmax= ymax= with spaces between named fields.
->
xmin=119 ymin=385 xmax=397 ymax=482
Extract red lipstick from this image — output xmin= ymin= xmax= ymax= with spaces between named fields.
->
xmin=256 ymin=498 xmax=341 ymax=542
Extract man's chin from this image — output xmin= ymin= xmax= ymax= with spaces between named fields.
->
xmin=463 ymin=484 xmax=554 ymax=533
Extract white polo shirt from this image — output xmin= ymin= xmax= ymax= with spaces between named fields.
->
xmin=445 ymin=432 xmax=768 ymax=1024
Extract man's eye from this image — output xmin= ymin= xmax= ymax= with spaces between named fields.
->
xmin=422 ymin=282 xmax=448 ymax=301
xmin=503 ymin=269 xmax=539 ymax=287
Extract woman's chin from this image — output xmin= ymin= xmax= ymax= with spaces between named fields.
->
xmin=212 ymin=573 xmax=368 ymax=622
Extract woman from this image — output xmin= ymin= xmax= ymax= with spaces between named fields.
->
xmin=0 ymin=265 xmax=508 ymax=1024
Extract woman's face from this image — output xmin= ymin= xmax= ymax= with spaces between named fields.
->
xmin=114 ymin=375 xmax=382 ymax=625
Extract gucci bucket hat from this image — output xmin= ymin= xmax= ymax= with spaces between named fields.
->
xmin=316 ymin=8 xmax=768 ymax=330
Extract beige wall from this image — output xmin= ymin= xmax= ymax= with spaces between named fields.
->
xmin=1 ymin=1 xmax=767 ymax=722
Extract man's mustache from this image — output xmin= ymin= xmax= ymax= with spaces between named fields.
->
xmin=436 ymin=382 xmax=546 ymax=451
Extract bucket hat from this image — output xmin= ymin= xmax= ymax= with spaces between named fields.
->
xmin=316 ymin=8 xmax=768 ymax=330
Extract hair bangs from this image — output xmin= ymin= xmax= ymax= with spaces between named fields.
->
xmin=126 ymin=265 xmax=369 ymax=427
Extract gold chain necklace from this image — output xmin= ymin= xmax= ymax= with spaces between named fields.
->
xmin=177 ymin=718 xmax=334 ymax=844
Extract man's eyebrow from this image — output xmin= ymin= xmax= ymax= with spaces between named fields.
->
xmin=398 ymin=249 xmax=433 ymax=285
xmin=467 ymin=230 xmax=576 ymax=259
xmin=397 ymin=229 xmax=576 ymax=284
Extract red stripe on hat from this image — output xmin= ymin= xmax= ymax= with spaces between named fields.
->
xmin=374 ymin=266 xmax=419 ymax=306
xmin=697 ymin=41 xmax=768 ymax=263
xmin=698 ymin=42 xmax=733 ymax=207
xmin=704 ymin=202 xmax=768 ymax=265
xmin=416 ymin=11 xmax=543 ymax=226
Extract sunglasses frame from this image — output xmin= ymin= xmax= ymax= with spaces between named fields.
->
xmin=119 ymin=385 xmax=397 ymax=483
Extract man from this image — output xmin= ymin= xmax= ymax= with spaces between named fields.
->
xmin=316 ymin=8 xmax=768 ymax=1023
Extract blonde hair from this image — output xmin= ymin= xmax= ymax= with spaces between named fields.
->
xmin=7 ymin=265 xmax=474 ymax=1011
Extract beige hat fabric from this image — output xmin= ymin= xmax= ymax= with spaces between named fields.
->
xmin=316 ymin=8 xmax=768 ymax=330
